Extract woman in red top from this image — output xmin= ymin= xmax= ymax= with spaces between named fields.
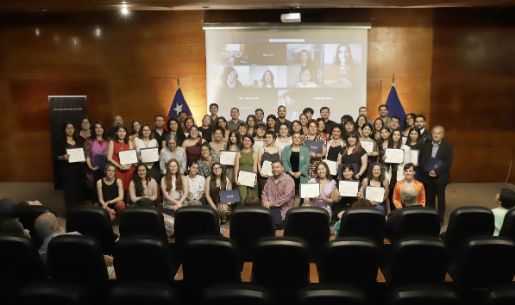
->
xmin=107 ymin=126 xmax=135 ymax=191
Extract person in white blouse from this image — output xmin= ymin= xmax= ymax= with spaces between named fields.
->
xmin=185 ymin=162 xmax=205 ymax=206
xmin=159 ymin=138 xmax=187 ymax=175
xmin=133 ymin=124 xmax=160 ymax=180
xmin=160 ymin=159 xmax=189 ymax=215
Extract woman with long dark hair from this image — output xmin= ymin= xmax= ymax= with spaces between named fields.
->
xmin=205 ymin=162 xmax=233 ymax=224
xmin=359 ymin=162 xmax=390 ymax=215
xmin=305 ymin=162 xmax=340 ymax=218
xmin=107 ymin=126 xmax=135 ymax=191
xmin=163 ymin=117 xmax=186 ymax=148
xmin=85 ymin=122 xmax=108 ymax=195
xmin=129 ymin=163 xmax=158 ymax=206
xmin=56 ymin=122 xmax=86 ymax=209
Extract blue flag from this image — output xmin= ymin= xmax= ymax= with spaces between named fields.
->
xmin=167 ymin=88 xmax=192 ymax=119
xmin=385 ymin=85 xmax=406 ymax=126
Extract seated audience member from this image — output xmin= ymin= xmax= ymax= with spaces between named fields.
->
xmin=492 ymin=188 xmax=515 ymax=236
xmin=205 ymin=162 xmax=233 ymax=224
xmin=359 ymin=162 xmax=390 ymax=215
xmin=333 ymin=164 xmax=358 ymax=220
xmin=159 ymin=138 xmax=187 ymax=175
xmin=392 ymin=163 xmax=426 ymax=209
xmin=261 ymin=161 xmax=296 ymax=221
xmin=161 ymin=159 xmax=189 ymax=215
xmin=129 ymin=164 xmax=159 ymax=206
xmin=34 ymin=212 xmax=114 ymax=268
xmin=185 ymin=162 xmax=205 ymax=206
xmin=96 ymin=163 xmax=125 ymax=222
xmin=304 ymin=162 xmax=340 ymax=219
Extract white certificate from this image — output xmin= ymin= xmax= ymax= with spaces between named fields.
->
xmin=66 ymin=148 xmax=85 ymax=163
xmin=339 ymin=181 xmax=359 ymax=197
xmin=220 ymin=151 xmax=237 ymax=166
xmin=119 ymin=150 xmax=138 ymax=165
xmin=140 ymin=147 xmax=159 ymax=163
xmin=253 ymin=140 xmax=265 ymax=151
xmin=300 ymin=183 xmax=320 ymax=198
xmin=238 ymin=170 xmax=257 ymax=187
xmin=410 ymin=149 xmax=419 ymax=166
xmin=324 ymin=159 xmax=337 ymax=176
xmin=385 ymin=148 xmax=404 ymax=164
xmin=361 ymin=140 xmax=374 ymax=154
xmin=261 ymin=160 xmax=273 ymax=177
xmin=365 ymin=186 xmax=385 ymax=202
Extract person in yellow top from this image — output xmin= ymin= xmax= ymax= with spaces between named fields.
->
xmin=392 ymin=163 xmax=426 ymax=209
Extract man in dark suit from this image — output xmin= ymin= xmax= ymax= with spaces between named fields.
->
xmin=415 ymin=114 xmax=431 ymax=144
xmin=420 ymin=125 xmax=453 ymax=222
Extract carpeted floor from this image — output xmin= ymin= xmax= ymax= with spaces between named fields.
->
xmin=1 ymin=182 xmax=514 ymax=227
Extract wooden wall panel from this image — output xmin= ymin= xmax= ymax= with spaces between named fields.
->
xmin=431 ymin=8 xmax=515 ymax=183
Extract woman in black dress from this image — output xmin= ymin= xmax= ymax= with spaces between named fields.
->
xmin=56 ymin=122 xmax=85 ymax=210
xmin=338 ymin=131 xmax=368 ymax=180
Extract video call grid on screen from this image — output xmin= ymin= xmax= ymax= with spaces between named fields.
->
xmin=205 ymin=25 xmax=369 ymax=121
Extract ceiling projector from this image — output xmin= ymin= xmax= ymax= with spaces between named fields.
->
xmin=280 ymin=12 xmax=301 ymax=23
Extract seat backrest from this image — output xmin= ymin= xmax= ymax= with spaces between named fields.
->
xmin=174 ymin=206 xmax=220 ymax=247
xmin=339 ymin=208 xmax=385 ymax=244
xmin=66 ymin=206 xmax=117 ymax=254
xmin=0 ymin=236 xmax=46 ymax=293
xmin=230 ymin=207 xmax=274 ymax=261
xmin=113 ymin=236 xmax=175 ymax=283
xmin=500 ymin=207 xmax=515 ymax=242
xmin=450 ymin=237 xmax=515 ymax=288
xmin=390 ymin=286 xmax=459 ymax=305
xmin=47 ymin=234 xmax=108 ymax=291
xmin=387 ymin=207 xmax=440 ymax=242
xmin=386 ymin=237 xmax=448 ymax=286
xmin=108 ymin=282 xmax=178 ymax=305
xmin=488 ymin=285 xmax=515 ymax=305
xmin=443 ymin=206 xmax=494 ymax=249
xmin=119 ymin=207 xmax=167 ymax=241
xmin=182 ymin=236 xmax=240 ymax=291
xmin=203 ymin=284 xmax=271 ymax=305
xmin=298 ymin=285 xmax=366 ymax=305
xmin=253 ymin=237 xmax=309 ymax=294
xmin=284 ymin=207 xmax=330 ymax=260
xmin=319 ymin=238 xmax=378 ymax=289
xmin=13 ymin=204 xmax=51 ymax=246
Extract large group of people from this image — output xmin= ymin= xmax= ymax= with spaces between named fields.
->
xmin=55 ymin=103 xmax=454 ymax=224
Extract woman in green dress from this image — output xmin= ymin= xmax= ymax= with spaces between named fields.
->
xmin=234 ymin=134 xmax=258 ymax=204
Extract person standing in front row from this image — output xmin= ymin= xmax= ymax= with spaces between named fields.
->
xmin=234 ymin=135 xmax=258 ymax=204
xmin=420 ymin=125 xmax=453 ymax=222
xmin=261 ymin=161 xmax=296 ymax=221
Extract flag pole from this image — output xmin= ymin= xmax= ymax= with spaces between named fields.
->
xmin=176 ymin=75 xmax=181 ymax=88
xmin=392 ymin=73 xmax=396 ymax=87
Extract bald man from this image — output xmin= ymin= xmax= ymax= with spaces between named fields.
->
xmin=420 ymin=125 xmax=453 ymax=222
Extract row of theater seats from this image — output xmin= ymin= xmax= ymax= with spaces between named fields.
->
xmin=10 ymin=204 xmax=515 ymax=257
xmin=1 ymin=233 xmax=515 ymax=304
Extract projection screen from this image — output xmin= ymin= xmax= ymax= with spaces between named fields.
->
xmin=204 ymin=23 xmax=370 ymax=121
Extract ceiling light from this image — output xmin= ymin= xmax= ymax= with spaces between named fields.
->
xmin=120 ymin=2 xmax=130 ymax=16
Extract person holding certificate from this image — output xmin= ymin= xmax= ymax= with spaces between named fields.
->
xmin=205 ymin=162 xmax=233 ymax=224
xmin=360 ymin=124 xmax=379 ymax=163
xmin=160 ymin=159 xmax=189 ymax=215
xmin=383 ymin=130 xmax=404 ymax=209
xmin=303 ymin=120 xmax=327 ymax=179
xmin=325 ymin=125 xmax=345 ymax=165
xmin=258 ymin=131 xmax=281 ymax=197
xmin=85 ymin=122 xmax=108 ymax=196
xmin=56 ymin=122 xmax=85 ymax=209
xmin=182 ymin=126 xmax=206 ymax=168
xmin=129 ymin=164 xmax=159 ymax=206
xmin=333 ymin=163 xmax=359 ymax=219
xmin=359 ymin=162 xmax=390 ymax=215
xmin=96 ymin=163 xmax=125 ymax=222
xmin=261 ymin=160 xmax=296 ymax=221
xmin=198 ymin=143 xmax=219 ymax=177
xmin=338 ymin=132 xmax=368 ymax=181
xmin=234 ymin=135 xmax=258 ymax=204
xmin=133 ymin=124 xmax=160 ymax=181
xmin=304 ymin=162 xmax=340 ymax=218
xmin=282 ymin=132 xmax=311 ymax=205
xmin=420 ymin=125 xmax=453 ymax=222
xmin=107 ymin=126 xmax=135 ymax=191
xmin=225 ymin=131 xmax=241 ymax=183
